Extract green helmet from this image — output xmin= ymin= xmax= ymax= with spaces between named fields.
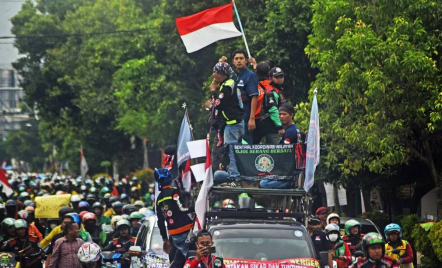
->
xmin=144 ymin=193 xmax=151 ymax=201
xmin=213 ymin=201 xmax=221 ymax=208
xmin=100 ymin=187 xmax=110 ymax=196
xmin=130 ymin=212 xmax=144 ymax=220
xmin=115 ymin=219 xmax=131 ymax=230
xmin=90 ymin=187 xmax=97 ymax=194
xmin=344 ymin=219 xmax=362 ymax=236
xmin=362 ymin=232 xmax=385 ymax=259
xmin=1 ymin=218 xmax=15 ymax=229
xmin=238 ymin=193 xmax=249 ymax=198
xmin=14 ymin=219 xmax=28 ymax=230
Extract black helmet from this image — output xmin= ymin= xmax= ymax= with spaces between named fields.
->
xmin=112 ymin=201 xmax=123 ymax=209
xmin=109 ymin=196 xmax=120 ymax=203
xmin=5 ymin=200 xmax=16 ymax=207
xmin=59 ymin=206 xmax=74 ymax=219
xmin=124 ymin=204 xmax=138 ymax=215
xmin=92 ymin=202 xmax=104 ymax=210
xmin=86 ymin=194 xmax=97 ymax=202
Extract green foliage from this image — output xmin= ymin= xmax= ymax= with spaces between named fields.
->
xmin=100 ymin=161 xmax=111 ymax=168
xmin=412 ymin=223 xmax=441 ymax=267
xmin=4 ymin=124 xmax=45 ymax=171
xmin=428 ymin=221 xmax=442 ymax=262
xmin=400 ymin=214 xmax=424 ymax=242
xmin=132 ymin=168 xmax=154 ymax=184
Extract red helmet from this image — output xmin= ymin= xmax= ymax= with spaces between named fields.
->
xmin=82 ymin=212 xmax=97 ymax=222
xmin=79 ymin=211 xmax=89 ymax=220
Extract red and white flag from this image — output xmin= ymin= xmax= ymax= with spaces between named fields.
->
xmin=176 ymin=3 xmax=242 ymax=53
xmin=193 ymin=135 xmax=214 ymax=235
xmin=80 ymin=146 xmax=89 ymax=180
xmin=0 ymin=169 xmax=13 ymax=196
xmin=181 ymin=159 xmax=192 ymax=192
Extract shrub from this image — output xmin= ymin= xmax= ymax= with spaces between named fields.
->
xmin=400 ymin=214 xmax=423 ymax=243
xmin=428 ymin=221 xmax=442 ymax=262
xmin=133 ymin=168 xmax=154 ymax=184
xmin=412 ymin=222 xmax=442 ymax=267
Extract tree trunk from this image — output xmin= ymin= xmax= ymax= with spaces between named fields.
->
xmin=333 ymin=183 xmax=342 ymax=215
xmin=143 ymin=138 xmax=149 ymax=169
xmin=113 ymin=159 xmax=119 ymax=182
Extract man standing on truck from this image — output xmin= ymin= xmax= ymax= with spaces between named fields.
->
xmin=155 ymin=168 xmax=195 ymax=268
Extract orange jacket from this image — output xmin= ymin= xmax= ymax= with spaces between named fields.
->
xmin=29 ymin=223 xmax=43 ymax=242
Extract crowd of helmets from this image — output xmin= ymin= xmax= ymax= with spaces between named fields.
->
xmin=0 ymin=173 xmax=157 ymax=248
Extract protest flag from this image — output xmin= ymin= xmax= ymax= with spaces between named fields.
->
xmin=177 ymin=110 xmax=193 ymax=167
xmin=193 ymin=134 xmax=214 ymax=235
xmin=304 ymin=90 xmax=320 ymax=192
xmin=175 ymin=3 xmax=242 ymax=53
xmin=80 ymin=146 xmax=89 ymax=180
xmin=0 ymin=169 xmax=13 ymax=196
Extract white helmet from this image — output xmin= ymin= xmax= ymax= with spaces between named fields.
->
xmin=77 ymin=242 xmax=101 ymax=263
xmin=71 ymin=195 xmax=82 ymax=202
xmin=111 ymin=215 xmax=123 ymax=230
xmin=327 ymin=213 xmax=340 ymax=225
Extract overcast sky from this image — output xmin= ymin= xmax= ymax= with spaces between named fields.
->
xmin=0 ymin=1 xmax=24 ymax=70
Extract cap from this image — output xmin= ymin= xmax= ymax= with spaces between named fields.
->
xmin=269 ymin=67 xmax=284 ymax=77
xmin=308 ymin=216 xmax=321 ymax=226
xmin=316 ymin=207 xmax=328 ymax=215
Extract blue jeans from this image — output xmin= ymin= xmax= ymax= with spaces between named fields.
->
xmin=214 ymin=170 xmax=234 ymax=184
xmin=170 ymin=231 xmax=191 ymax=266
xmin=260 ymin=180 xmax=294 ymax=189
xmin=224 ymin=121 xmax=245 ymax=177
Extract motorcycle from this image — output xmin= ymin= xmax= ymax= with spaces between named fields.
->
xmin=102 ymin=251 xmax=129 ymax=268
xmin=0 ymin=252 xmax=16 ymax=268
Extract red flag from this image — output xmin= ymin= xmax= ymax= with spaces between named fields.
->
xmin=175 ymin=3 xmax=241 ymax=53
xmin=0 ymin=170 xmax=13 ymax=196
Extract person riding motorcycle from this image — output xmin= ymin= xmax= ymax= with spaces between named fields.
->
xmin=343 ymin=219 xmax=365 ymax=255
xmin=5 ymin=200 xmax=17 ymax=219
xmin=103 ymin=196 xmax=120 ymax=217
xmin=82 ymin=212 xmax=106 ymax=246
xmin=71 ymin=195 xmax=82 ymax=212
xmin=129 ymin=212 xmax=143 ymax=236
xmin=352 ymin=232 xmax=399 ymax=268
xmin=92 ymin=202 xmax=111 ymax=226
xmin=325 ymin=223 xmax=352 ymax=268
xmin=327 ymin=213 xmax=340 ymax=225
xmin=102 ymin=220 xmax=135 ymax=268
xmin=79 ymin=201 xmax=91 ymax=213
xmin=3 ymin=219 xmax=43 ymax=268
xmin=17 ymin=210 xmax=43 ymax=241
xmin=384 ymin=223 xmax=414 ymax=268
xmin=40 ymin=206 xmax=75 ymax=248
xmin=0 ymin=218 xmax=15 ymax=247
xmin=77 ymin=242 xmax=103 ymax=268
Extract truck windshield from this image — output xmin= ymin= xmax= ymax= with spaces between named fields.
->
xmin=212 ymin=228 xmax=313 ymax=261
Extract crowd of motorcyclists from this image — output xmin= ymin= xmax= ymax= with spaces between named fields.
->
xmin=0 ymin=173 xmax=155 ymax=268
xmin=0 ymin=171 xmax=418 ymax=268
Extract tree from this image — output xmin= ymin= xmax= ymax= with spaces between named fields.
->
xmin=306 ymin=0 xmax=442 ymax=219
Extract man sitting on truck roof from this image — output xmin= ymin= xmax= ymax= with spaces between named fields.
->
xmin=260 ymin=103 xmax=300 ymax=189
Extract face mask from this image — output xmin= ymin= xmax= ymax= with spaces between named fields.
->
xmin=328 ymin=234 xmax=339 ymax=242
xmin=50 ymin=224 xmax=58 ymax=230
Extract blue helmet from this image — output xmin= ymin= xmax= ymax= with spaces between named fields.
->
xmin=120 ymin=193 xmax=128 ymax=200
xmin=79 ymin=201 xmax=89 ymax=208
xmin=384 ymin=223 xmax=402 ymax=239
xmin=65 ymin=212 xmax=81 ymax=224
xmin=154 ymin=168 xmax=172 ymax=190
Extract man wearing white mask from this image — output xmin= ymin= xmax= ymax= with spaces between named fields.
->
xmin=325 ymin=223 xmax=352 ymax=268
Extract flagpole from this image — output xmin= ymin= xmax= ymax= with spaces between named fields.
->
xmin=232 ymin=1 xmax=251 ymax=59
xmin=183 ymin=103 xmax=195 ymax=140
